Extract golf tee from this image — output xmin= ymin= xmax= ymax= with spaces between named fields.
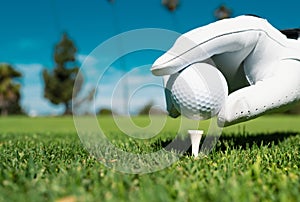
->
xmin=188 ymin=130 xmax=203 ymax=157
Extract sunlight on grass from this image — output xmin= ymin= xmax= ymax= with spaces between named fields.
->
xmin=0 ymin=115 xmax=299 ymax=201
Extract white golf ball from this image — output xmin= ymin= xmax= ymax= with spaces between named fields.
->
xmin=167 ymin=62 xmax=228 ymax=120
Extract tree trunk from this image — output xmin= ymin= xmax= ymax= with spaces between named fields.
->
xmin=64 ymin=102 xmax=72 ymax=115
xmin=1 ymin=108 xmax=8 ymax=116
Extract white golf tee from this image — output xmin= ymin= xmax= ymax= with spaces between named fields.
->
xmin=188 ymin=130 xmax=203 ymax=157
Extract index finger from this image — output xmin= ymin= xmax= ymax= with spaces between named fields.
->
xmin=151 ymin=15 xmax=267 ymax=76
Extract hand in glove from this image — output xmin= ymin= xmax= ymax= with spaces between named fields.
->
xmin=151 ymin=15 xmax=300 ymax=126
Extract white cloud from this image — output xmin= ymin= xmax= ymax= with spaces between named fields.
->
xmin=15 ymin=63 xmax=64 ymax=115
xmin=77 ymin=54 xmax=98 ymax=66
xmin=93 ymin=70 xmax=166 ymax=114
xmin=13 ymin=60 xmax=167 ymax=116
xmin=77 ymin=53 xmax=123 ymax=89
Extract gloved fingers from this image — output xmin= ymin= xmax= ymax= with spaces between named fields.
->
xmin=151 ymin=16 xmax=263 ymax=76
xmin=151 ymin=34 xmax=203 ymax=76
xmin=218 ymin=60 xmax=300 ymax=127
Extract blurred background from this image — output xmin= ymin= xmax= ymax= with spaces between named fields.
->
xmin=1 ymin=0 xmax=299 ymax=117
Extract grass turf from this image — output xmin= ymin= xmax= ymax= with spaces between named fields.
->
xmin=0 ymin=115 xmax=299 ymax=202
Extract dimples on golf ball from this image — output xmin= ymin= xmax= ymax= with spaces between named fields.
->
xmin=169 ymin=63 xmax=228 ymax=120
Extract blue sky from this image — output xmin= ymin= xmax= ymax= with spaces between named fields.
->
xmin=1 ymin=0 xmax=300 ymax=115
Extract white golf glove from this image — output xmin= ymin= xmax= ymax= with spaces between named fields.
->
xmin=151 ymin=15 xmax=300 ymax=126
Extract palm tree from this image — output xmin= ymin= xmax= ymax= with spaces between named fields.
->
xmin=0 ymin=63 xmax=22 ymax=116
xmin=162 ymin=0 xmax=179 ymax=12
xmin=214 ymin=5 xmax=232 ymax=20
xmin=162 ymin=0 xmax=180 ymax=33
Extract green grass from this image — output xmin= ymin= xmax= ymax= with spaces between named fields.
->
xmin=0 ymin=115 xmax=300 ymax=202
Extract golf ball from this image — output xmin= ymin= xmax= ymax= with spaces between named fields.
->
xmin=167 ymin=62 xmax=228 ymax=120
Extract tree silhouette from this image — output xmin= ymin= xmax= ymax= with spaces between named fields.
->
xmin=138 ymin=101 xmax=167 ymax=115
xmin=43 ymin=33 xmax=83 ymax=115
xmin=0 ymin=63 xmax=23 ymax=116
